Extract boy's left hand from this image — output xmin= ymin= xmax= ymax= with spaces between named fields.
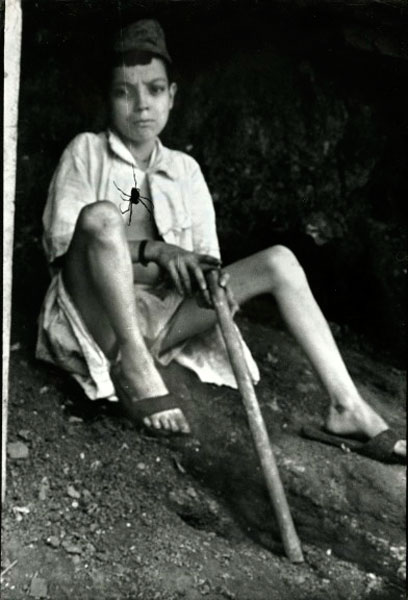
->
xmin=218 ymin=272 xmax=239 ymax=317
xmin=200 ymin=269 xmax=239 ymax=316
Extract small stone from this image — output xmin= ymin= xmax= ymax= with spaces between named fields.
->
xmin=8 ymin=441 xmax=29 ymax=459
xmin=173 ymin=458 xmax=186 ymax=474
xmin=266 ymin=352 xmax=278 ymax=364
xmin=29 ymin=576 xmax=48 ymax=598
xmin=137 ymin=462 xmax=146 ymax=470
xmin=86 ymin=503 xmax=99 ymax=515
xmin=397 ymin=561 xmax=406 ymax=581
xmin=296 ymin=382 xmax=318 ymax=394
xmin=38 ymin=477 xmax=50 ymax=501
xmin=18 ymin=429 xmax=30 ymax=441
xmin=220 ymin=588 xmax=235 ymax=599
xmin=201 ymin=583 xmax=211 ymax=595
xmin=68 ymin=416 xmax=83 ymax=424
xmin=62 ymin=540 xmax=82 ymax=554
xmin=71 ymin=500 xmax=79 ymax=509
xmin=186 ymin=486 xmax=198 ymax=499
xmin=13 ymin=505 xmax=30 ymax=515
xmin=82 ymin=489 xmax=92 ymax=504
xmin=207 ymin=500 xmax=219 ymax=515
xmin=85 ymin=543 xmax=96 ymax=554
xmin=47 ymin=536 xmax=60 ymax=548
xmin=67 ymin=485 xmax=81 ymax=499
xmin=39 ymin=386 xmax=49 ymax=394
xmin=169 ymin=490 xmax=184 ymax=505
xmin=72 ymin=555 xmax=81 ymax=565
xmin=89 ymin=522 xmax=98 ymax=532
xmin=266 ymin=396 xmax=280 ymax=412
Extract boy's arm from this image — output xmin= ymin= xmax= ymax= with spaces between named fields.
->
xmin=123 ymin=157 xmax=222 ymax=304
xmin=43 ymin=141 xmax=96 ymax=266
xmin=128 ymin=239 xmax=220 ymax=305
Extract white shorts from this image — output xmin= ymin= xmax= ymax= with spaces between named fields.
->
xmin=36 ymin=272 xmax=260 ymax=400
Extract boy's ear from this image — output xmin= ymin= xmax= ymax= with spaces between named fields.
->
xmin=169 ymin=82 xmax=177 ymax=108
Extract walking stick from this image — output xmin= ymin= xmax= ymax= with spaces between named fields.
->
xmin=206 ymin=270 xmax=304 ymax=563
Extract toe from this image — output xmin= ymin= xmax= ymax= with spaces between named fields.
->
xmin=151 ymin=415 xmax=163 ymax=430
xmin=169 ymin=414 xmax=181 ymax=432
xmin=143 ymin=416 xmax=152 ymax=428
xmin=393 ymin=440 xmax=406 ymax=457
xmin=175 ymin=411 xmax=191 ymax=434
xmin=144 ymin=408 xmax=190 ymax=435
xmin=159 ymin=414 xmax=172 ymax=430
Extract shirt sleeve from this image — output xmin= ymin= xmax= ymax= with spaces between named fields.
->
xmin=42 ymin=140 xmax=96 ymax=264
xmin=189 ymin=158 xmax=221 ymax=261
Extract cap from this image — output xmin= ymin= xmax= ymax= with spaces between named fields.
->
xmin=113 ymin=19 xmax=172 ymax=64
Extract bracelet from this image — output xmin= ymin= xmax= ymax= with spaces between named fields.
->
xmin=138 ymin=240 xmax=150 ymax=267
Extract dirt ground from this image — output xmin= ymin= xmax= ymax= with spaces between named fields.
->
xmin=1 ymin=305 xmax=406 ymax=600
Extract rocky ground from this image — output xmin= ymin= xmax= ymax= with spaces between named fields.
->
xmin=1 ymin=307 xmax=406 ymax=600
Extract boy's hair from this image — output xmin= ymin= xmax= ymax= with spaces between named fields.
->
xmin=111 ymin=49 xmax=173 ymax=83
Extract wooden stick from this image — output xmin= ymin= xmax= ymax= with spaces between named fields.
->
xmin=207 ymin=270 xmax=304 ymax=563
xmin=3 ymin=0 xmax=23 ymax=505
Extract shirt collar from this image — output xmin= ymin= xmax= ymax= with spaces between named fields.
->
xmin=106 ymin=129 xmax=177 ymax=180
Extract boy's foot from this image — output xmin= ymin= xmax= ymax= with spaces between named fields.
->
xmin=111 ymin=365 xmax=191 ymax=435
xmin=325 ymin=403 xmax=406 ymax=458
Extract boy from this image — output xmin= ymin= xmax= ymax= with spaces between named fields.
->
xmin=37 ymin=19 xmax=405 ymax=461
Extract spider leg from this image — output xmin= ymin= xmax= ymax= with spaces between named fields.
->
xmin=128 ymin=202 xmax=133 ymax=225
xmin=138 ymin=197 xmax=154 ymax=216
xmin=139 ymin=194 xmax=153 ymax=206
xmin=132 ymin=163 xmax=138 ymax=188
xmin=113 ymin=181 xmax=130 ymax=197
xmin=120 ymin=201 xmax=131 ymax=215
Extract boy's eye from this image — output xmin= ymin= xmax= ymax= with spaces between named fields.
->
xmin=149 ymin=85 xmax=166 ymax=96
xmin=112 ymin=88 xmax=127 ymax=98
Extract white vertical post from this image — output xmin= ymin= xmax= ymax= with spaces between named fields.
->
xmin=3 ymin=0 xmax=23 ymax=504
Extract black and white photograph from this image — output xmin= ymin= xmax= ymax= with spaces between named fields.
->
xmin=2 ymin=0 xmax=407 ymax=598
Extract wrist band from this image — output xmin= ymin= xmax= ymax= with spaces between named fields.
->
xmin=138 ymin=240 xmax=150 ymax=266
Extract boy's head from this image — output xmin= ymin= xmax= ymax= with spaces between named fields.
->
xmin=110 ymin=19 xmax=176 ymax=148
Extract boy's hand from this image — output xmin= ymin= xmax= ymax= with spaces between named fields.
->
xmin=203 ymin=270 xmax=239 ymax=316
xmin=145 ymin=241 xmax=221 ymax=307
xmin=218 ymin=271 xmax=240 ymax=317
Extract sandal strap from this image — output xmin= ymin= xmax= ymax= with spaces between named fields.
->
xmin=358 ymin=429 xmax=402 ymax=462
xmin=130 ymin=394 xmax=180 ymax=419
xmin=110 ymin=367 xmax=180 ymax=419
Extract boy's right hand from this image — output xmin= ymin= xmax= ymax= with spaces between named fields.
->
xmin=144 ymin=241 xmax=221 ymax=307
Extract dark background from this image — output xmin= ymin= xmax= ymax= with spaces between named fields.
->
xmin=13 ymin=0 xmax=408 ymax=365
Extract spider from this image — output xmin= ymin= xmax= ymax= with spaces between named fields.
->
xmin=114 ymin=165 xmax=153 ymax=225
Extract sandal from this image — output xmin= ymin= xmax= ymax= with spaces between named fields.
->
xmin=110 ymin=365 xmax=190 ymax=436
xmin=301 ymin=425 xmax=406 ymax=465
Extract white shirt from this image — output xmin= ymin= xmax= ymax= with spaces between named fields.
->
xmin=42 ymin=129 xmax=220 ymax=267
xmin=37 ymin=130 xmax=259 ymax=399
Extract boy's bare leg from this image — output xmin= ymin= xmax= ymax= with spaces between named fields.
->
xmin=161 ymin=246 xmax=405 ymax=455
xmin=62 ymin=201 xmax=189 ymax=433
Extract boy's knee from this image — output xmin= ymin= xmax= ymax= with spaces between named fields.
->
xmin=263 ymin=245 xmax=307 ymax=291
xmin=77 ymin=201 xmax=123 ymax=239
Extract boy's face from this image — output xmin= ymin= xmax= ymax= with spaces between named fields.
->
xmin=110 ymin=58 xmax=176 ymax=148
